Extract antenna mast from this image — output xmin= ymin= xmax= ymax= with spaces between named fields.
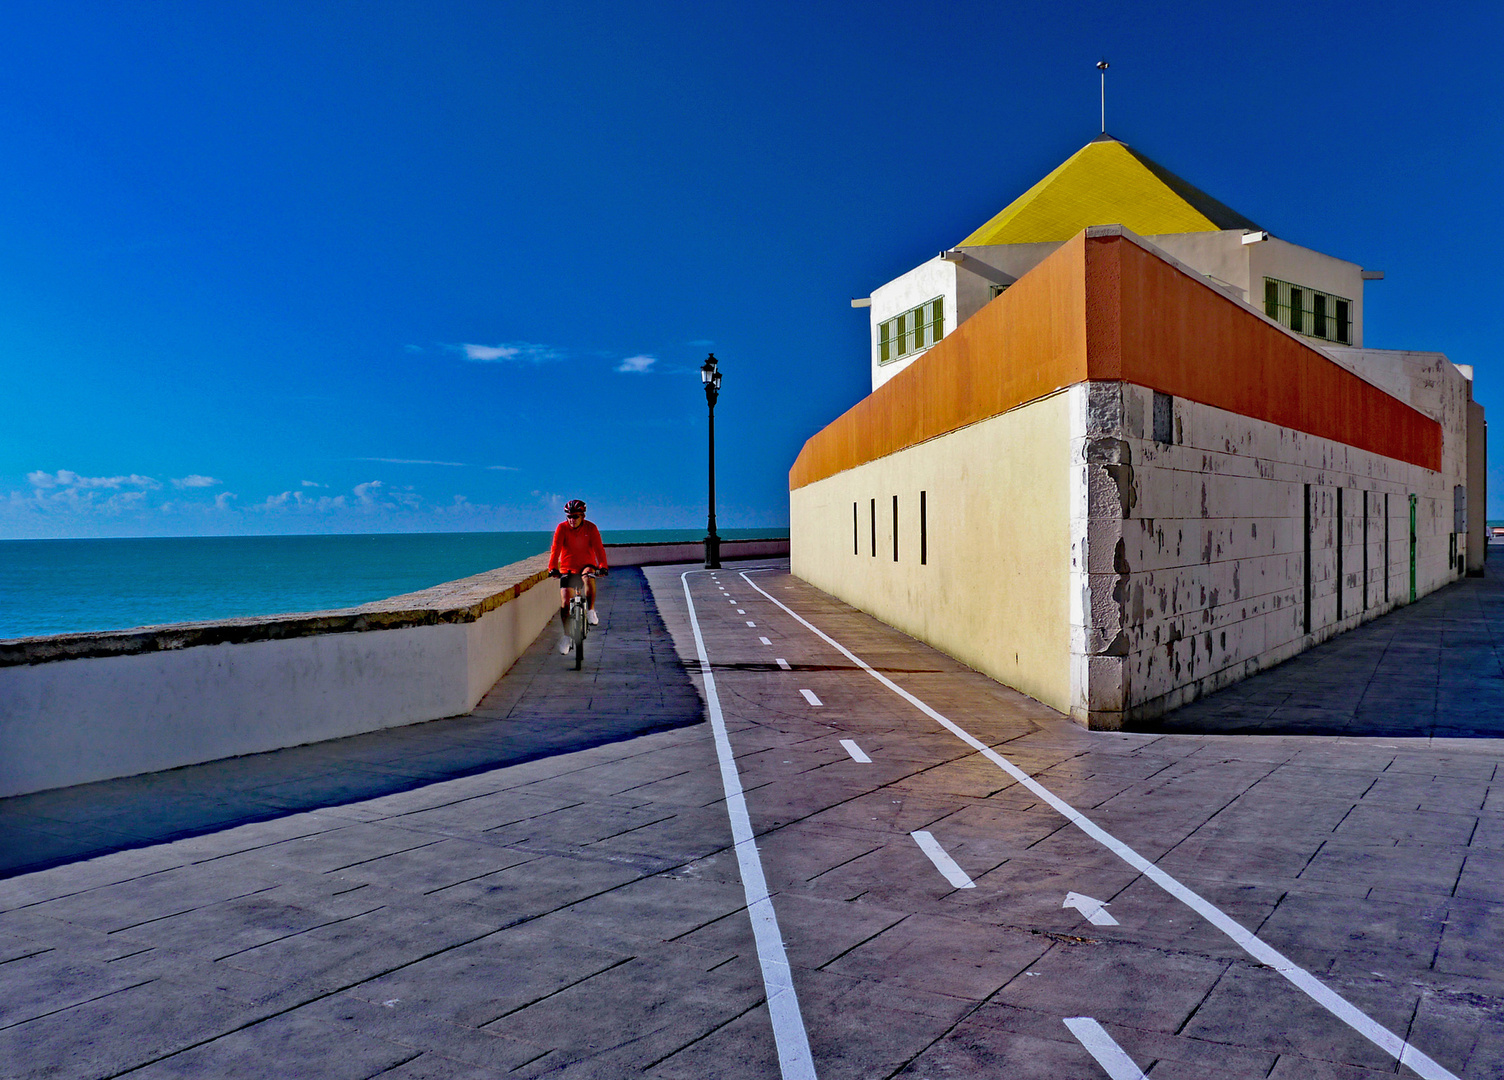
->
xmin=1097 ymin=59 xmax=1109 ymax=133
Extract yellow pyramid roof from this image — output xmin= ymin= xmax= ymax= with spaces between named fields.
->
xmin=960 ymin=135 xmax=1260 ymax=247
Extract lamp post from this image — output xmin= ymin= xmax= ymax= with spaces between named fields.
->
xmin=700 ymin=354 xmax=722 ymax=569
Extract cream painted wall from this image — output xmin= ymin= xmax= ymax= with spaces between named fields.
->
xmin=790 ymin=391 xmax=1074 ymax=712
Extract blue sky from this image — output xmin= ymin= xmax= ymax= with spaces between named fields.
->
xmin=2 ymin=0 xmax=1501 ymax=538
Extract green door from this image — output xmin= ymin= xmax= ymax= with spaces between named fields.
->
xmin=1409 ymin=494 xmax=1418 ymax=602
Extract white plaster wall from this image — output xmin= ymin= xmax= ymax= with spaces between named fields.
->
xmin=0 ymin=577 xmax=558 ymax=798
xmin=869 ymin=257 xmax=957 ymax=390
xmin=1076 ymin=381 xmax=1467 ymax=726
xmin=1146 ymin=231 xmax=1252 ymax=301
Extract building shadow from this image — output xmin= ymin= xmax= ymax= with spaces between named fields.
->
xmin=1130 ymin=548 xmax=1504 ymax=738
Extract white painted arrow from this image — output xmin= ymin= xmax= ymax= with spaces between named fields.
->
xmin=1064 ymin=892 xmax=1119 ymax=926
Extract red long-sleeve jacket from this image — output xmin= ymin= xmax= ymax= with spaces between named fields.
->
xmin=549 ymin=520 xmax=608 ymax=574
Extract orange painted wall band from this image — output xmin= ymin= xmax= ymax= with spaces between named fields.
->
xmin=789 ymin=232 xmax=1441 ymax=490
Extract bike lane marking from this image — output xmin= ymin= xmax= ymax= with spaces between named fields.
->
xmin=839 ymin=739 xmax=871 ymax=763
xmin=910 ymin=830 xmax=976 ymax=889
xmin=776 ymin=658 xmax=792 ymax=671
xmin=799 ymin=689 xmax=823 ymax=706
xmin=680 ymin=569 xmax=817 ymax=1080
xmin=737 ymin=569 xmax=1460 ymax=1080
xmin=1063 ymin=1018 xmax=1147 ymax=1079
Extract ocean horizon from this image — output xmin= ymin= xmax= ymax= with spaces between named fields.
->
xmin=1 ymin=528 xmax=787 ymax=640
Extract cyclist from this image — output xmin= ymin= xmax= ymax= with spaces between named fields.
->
xmin=548 ymin=498 xmax=608 ymax=653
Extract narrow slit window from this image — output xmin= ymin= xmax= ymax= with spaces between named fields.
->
xmin=920 ymin=491 xmax=927 ymax=565
xmin=853 ymin=502 xmax=858 ymax=555
xmin=892 ymin=495 xmax=899 ymax=561
xmin=1336 ymin=487 xmax=1344 ymax=620
xmin=1303 ymin=484 xmax=1312 ymax=634
xmin=1362 ymin=491 xmax=1369 ymax=611
xmin=1313 ymin=293 xmax=1327 ymax=339
xmin=870 ymin=499 xmax=876 ymax=557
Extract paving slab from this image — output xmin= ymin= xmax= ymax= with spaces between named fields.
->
xmin=2 ymin=557 xmax=1504 ymax=1077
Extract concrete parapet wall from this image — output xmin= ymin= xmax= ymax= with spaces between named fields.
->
xmin=0 ymin=539 xmax=788 ymax=797
xmin=0 ymin=554 xmax=559 ymax=797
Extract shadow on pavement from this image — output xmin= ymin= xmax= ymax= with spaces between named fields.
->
xmin=0 ymin=567 xmax=703 ymax=879
xmin=1132 ymin=550 xmax=1504 ymax=738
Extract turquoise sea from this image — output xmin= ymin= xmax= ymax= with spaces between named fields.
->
xmin=0 ymin=528 xmax=786 ymax=640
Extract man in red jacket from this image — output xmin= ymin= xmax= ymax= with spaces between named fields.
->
xmin=548 ymin=499 xmax=608 ymax=653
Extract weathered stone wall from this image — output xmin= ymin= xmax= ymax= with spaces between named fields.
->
xmin=1074 ymin=376 xmax=1471 ymax=728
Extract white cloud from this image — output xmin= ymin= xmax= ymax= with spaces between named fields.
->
xmin=357 ymin=457 xmax=467 ymax=467
xmin=300 ymin=480 xmax=325 ymax=487
xmin=171 ymin=474 xmax=220 ymax=489
xmin=353 ymin=480 xmax=384 ymax=506
xmin=486 ymin=464 xmax=520 ymax=471
xmin=28 ymin=469 xmax=160 ymax=491
xmin=461 ymin=342 xmax=562 ymax=364
xmin=616 ymin=354 xmax=656 ymax=374
xmin=214 ymin=491 xmax=237 ymax=510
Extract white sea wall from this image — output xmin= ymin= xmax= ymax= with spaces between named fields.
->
xmin=0 ymin=556 xmax=559 ymax=798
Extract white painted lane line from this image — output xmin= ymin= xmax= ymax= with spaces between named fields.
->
xmin=1064 ymin=892 xmax=1119 ymax=927
xmin=759 ymin=637 xmax=772 ymax=645
xmin=680 ymin=571 xmax=816 ymax=1080
xmin=746 ymin=621 xmax=757 ymax=627
xmin=738 ymin=609 xmax=746 ymax=614
xmin=839 ymin=739 xmax=871 ymax=763
xmin=776 ymin=658 xmax=792 ymax=671
xmin=910 ymin=831 xmax=975 ymax=889
xmin=738 ymin=570 xmax=1460 ymax=1080
xmin=1063 ymin=1018 xmax=1146 ymax=1080
xmin=799 ymin=689 xmax=823 ymax=706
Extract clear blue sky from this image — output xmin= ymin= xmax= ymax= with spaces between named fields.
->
xmin=3 ymin=0 xmax=1500 ymax=538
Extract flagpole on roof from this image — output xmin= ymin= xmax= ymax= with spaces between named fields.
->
xmin=1097 ymin=59 xmax=1109 ymax=134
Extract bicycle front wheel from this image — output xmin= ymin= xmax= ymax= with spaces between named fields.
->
xmin=572 ymin=610 xmax=585 ymax=669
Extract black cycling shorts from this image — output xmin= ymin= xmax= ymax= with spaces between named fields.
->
xmin=558 ymin=573 xmax=589 ymax=590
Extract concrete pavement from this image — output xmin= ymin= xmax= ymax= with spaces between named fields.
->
xmin=3 ymin=560 xmax=1504 ymax=1078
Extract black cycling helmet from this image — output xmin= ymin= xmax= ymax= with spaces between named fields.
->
xmin=564 ymin=499 xmax=587 ymax=516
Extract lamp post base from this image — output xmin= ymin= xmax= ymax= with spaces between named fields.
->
xmin=704 ymin=534 xmax=721 ymax=569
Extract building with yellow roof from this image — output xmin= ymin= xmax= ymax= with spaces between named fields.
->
xmin=795 ymin=135 xmax=1485 ymax=729
xmin=866 ymin=134 xmax=1369 ymax=392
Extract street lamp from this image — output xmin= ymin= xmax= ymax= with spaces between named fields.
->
xmin=700 ymin=354 xmax=722 ymax=569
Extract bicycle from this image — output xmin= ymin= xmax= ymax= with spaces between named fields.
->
xmin=560 ymin=566 xmax=604 ymax=670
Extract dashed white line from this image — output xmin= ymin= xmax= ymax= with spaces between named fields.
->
xmin=799 ymin=689 xmax=822 ymax=706
xmin=746 ymin=621 xmax=756 ymax=627
xmin=910 ymin=831 xmax=975 ymax=889
xmin=776 ymin=658 xmax=792 ymax=671
xmin=738 ymin=569 xmax=1461 ymax=1080
xmin=839 ymin=739 xmax=870 ymax=763
xmin=759 ymin=637 xmax=772 ymax=645
xmin=737 ymin=609 xmax=746 ymax=614
xmin=1063 ymin=1018 xmax=1146 ymax=1080
xmin=680 ymin=571 xmax=815 ymax=1080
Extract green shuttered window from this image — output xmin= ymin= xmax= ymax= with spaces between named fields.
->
xmin=878 ymin=296 xmax=944 ymax=365
xmin=1262 ymin=278 xmax=1353 ymax=345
